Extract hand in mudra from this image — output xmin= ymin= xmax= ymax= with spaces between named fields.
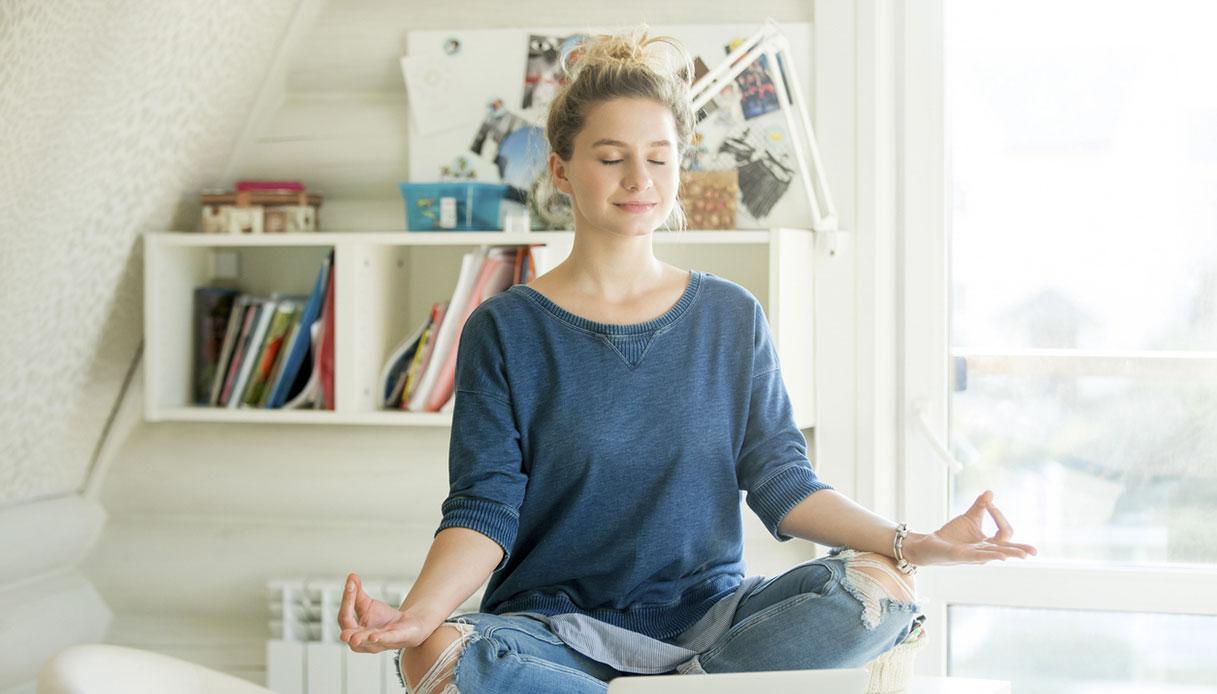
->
xmin=904 ymin=490 xmax=1038 ymax=566
xmin=339 ymin=572 xmax=433 ymax=653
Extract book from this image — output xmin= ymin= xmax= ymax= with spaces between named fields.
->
xmin=405 ymin=247 xmax=488 ymax=412
xmin=209 ymin=293 xmax=249 ymax=406
xmin=219 ymin=301 xmax=261 ymax=406
xmin=415 ymin=246 xmax=518 ymax=412
xmin=244 ymin=300 xmax=300 ymax=406
xmin=379 ymin=314 xmax=432 ymax=407
xmin=231 ymin=299 xmax=276 ymax=408
xmin=402 ymin=302 xmax=448 ymax=408
xmin=315 ymin=258 xmax=337 ymax=410
xmin=267 ymin=251 xmax=332 ymax=409
xmin=260 ymin=313 xmax=302 ymax=408
xmin=193 ymin=288 xmax=240 ymax=405
xmin=401 ymin=307 xmax=442 ymax=409
xmin=283 ymin=321 xmax=322 ymax=409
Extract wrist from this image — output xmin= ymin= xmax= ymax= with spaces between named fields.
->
xmin=900 ymin=531 xmax=930 ymax=565
xmin=399 ymin=603 xmax=445 ymax=632
xmin=890 ymin=524 xmax=922 ymax=574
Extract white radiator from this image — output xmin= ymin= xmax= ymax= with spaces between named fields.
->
xmin=264 ymin=577 xmax=483 ymax=694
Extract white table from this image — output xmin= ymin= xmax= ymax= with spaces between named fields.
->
xmin=908 ymin=675 xmax=1012 ymax=693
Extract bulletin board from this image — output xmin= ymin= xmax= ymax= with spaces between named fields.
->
xmin=401 ymin=22 xmax=815 ymax=231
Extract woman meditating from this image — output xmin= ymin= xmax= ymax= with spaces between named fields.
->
xmin=340 ymin=25 xmax=1036 ymax=694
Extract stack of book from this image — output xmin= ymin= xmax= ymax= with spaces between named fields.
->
xmin=380 ymin=244 xmax=537 ymax=412
xmin=192 ymin=250 xmax=335 ymax=410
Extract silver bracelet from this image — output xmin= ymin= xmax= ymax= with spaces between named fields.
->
xmin=893 ymin=523 xmax=917 ymax=575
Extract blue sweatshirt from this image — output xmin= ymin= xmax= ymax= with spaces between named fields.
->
xmin=435 ymin=268 xmax=833 ymax=641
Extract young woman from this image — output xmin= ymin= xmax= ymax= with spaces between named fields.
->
xmin=340 ymin=27 xmax=1037 ymax=694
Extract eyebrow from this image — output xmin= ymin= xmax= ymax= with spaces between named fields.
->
xmin=590 ymin=138 xmax=672 ymax=148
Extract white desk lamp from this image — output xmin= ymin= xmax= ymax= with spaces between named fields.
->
xmin=689 ymin=19 xmax=841 ymax=243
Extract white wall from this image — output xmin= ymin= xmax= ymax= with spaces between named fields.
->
xmin=0 ymin=0 xmax=301 ymax=688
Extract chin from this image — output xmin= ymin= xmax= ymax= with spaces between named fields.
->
xmin=594 ymin=219 xmax=657 ymax=237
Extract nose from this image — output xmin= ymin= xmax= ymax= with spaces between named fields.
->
xmin=622 ymin=159 xmax=653 ymax=193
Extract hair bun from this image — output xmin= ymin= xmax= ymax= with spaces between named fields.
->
xmin=562 ymin=25 xmax=693 ymax=86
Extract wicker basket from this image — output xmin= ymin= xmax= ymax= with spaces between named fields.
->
xmin=862 ymin=615 xmax=927 ymax=694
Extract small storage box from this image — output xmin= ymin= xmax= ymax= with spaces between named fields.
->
xmin=400 ymin=182 xmax=509 ymax=231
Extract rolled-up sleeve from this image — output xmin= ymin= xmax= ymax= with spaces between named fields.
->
xmin=435 ymin=306 xmax=527 ymax=571
xmin=736 ymin=298 xmax=833 ymax=541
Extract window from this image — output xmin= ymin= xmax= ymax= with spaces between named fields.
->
xmin=904 ymin=1 xmax=1217 ymax=690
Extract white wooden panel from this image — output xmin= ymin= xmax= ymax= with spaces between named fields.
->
xmin=106 ymin=613 xmax=269 ymax=686
xmin=100 ymin=422 xmax=451 ymax=520
xmin=0 ymin=571 xmax=111 ymax=687
xmin=286 ymin=0 xmax=815 ymax=94
xmin=770 ymin=228 xmax=816 ymax=429
xmin=239 ymin=94 xmax=411 ymax=201
xmin=84 ymin=517 xmax=445 ymax=619
xmin=0 ymin=496 xmax=106 ymax=586
xmin=810 ymin=0 xmax=860 ymax=499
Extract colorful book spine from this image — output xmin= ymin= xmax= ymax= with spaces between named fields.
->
xmin=315 ymin=259 xmax=337 ymax=410
xmin=267 ymin=251 xmax=332 ymax=409
xmin=244 ymin=301 xmax=299 ymax=406
xmin=219 ymin=302 xmax=260 ymax=406
xmin=421 ymin=246 xmax=518 ymax=412
xmin=231 ymin=300 xmax=276 ymax=408
xmin=210 ymin=295 xmax=249 ymax=406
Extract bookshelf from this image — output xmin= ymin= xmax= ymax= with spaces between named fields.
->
xmin=143 ymin=228 xmax=817 ymax=427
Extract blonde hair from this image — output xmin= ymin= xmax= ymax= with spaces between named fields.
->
xmin=545 ymin=25 xmax=695 ymax=231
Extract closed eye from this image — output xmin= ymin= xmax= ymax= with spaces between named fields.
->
xmin=599 ymin=159 xmax=667 ymax=166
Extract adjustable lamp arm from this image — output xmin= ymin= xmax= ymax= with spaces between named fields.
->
xmin=689 ymin=20 xmax=839 ymax=234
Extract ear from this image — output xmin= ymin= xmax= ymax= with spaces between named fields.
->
xmin=549 ymin=152 xmax=572 ymax=195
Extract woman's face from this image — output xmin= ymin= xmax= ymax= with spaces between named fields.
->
xmin=549 ymin=97 xmax=680 ymax=237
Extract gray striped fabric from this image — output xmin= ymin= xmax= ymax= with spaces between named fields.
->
xmin=506 ymin=574 xmax=766 ymax=675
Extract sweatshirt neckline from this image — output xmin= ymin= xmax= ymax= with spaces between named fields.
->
xmin=510 ymin=270 xmax=701 ymax=336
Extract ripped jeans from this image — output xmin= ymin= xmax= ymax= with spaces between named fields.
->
xmin=399 ymin=548 xmax=925 ymax=693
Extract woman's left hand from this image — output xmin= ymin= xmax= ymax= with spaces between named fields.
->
xmin=902 ymin=490 xmax=1038 ymax=567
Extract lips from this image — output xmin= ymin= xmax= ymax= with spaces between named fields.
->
xmin=613 ymin=202 xmax=657 ymax=213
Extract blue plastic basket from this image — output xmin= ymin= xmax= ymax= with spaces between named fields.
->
xmin=399 ymin=182 xmax=509 ymax=231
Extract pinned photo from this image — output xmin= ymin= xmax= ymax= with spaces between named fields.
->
xmin=522 ymin=34 xmax=588 ymax=112
xmin=717 ymin=124 xmax=796 ymax=219
xmin=470 ymin=99 xmax=534 ymax=164
xmin=723 ymin=39 xmax=792 ymax=121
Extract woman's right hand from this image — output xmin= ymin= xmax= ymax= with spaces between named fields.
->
xmin=339 ymin=572 xmax=436 ymax=653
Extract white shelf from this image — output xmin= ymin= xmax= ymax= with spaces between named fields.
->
xmin=143 ymin=228 xmax=819 ymax=427
xmin=150 ymin=407 xmax=453 ymax=427
xmin=148 ymin=229 xmax=798 ymax=247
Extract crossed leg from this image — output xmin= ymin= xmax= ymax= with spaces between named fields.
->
xmin=400 ymin=623 xmax=475 ymax=694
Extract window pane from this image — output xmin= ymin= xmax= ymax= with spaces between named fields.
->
xmin=949 ymin=605 xmax=1217 ymax=693
xmin=946 ymin=0 xmax=1217 ymax=566
xmin=952 ymin=370 xmax=1217 ymax=564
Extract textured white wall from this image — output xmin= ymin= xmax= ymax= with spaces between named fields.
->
xmin=0 ymin=0 xmax=300 ymax=506
xmin=0 ymin=1 xmax=299 ymax=689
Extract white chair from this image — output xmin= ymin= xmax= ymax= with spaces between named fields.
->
xmin=38 ymin=644 xmax=274 ymax=694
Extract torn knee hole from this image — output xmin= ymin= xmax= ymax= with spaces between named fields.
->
xmin=402 ymin=622 xmax=476 ymax=694
xmin=837 ymin=550 xmax=918 ymax=630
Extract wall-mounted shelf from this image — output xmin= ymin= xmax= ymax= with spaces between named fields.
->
xmin=143 ymin=228 xmax=817 ymax=427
